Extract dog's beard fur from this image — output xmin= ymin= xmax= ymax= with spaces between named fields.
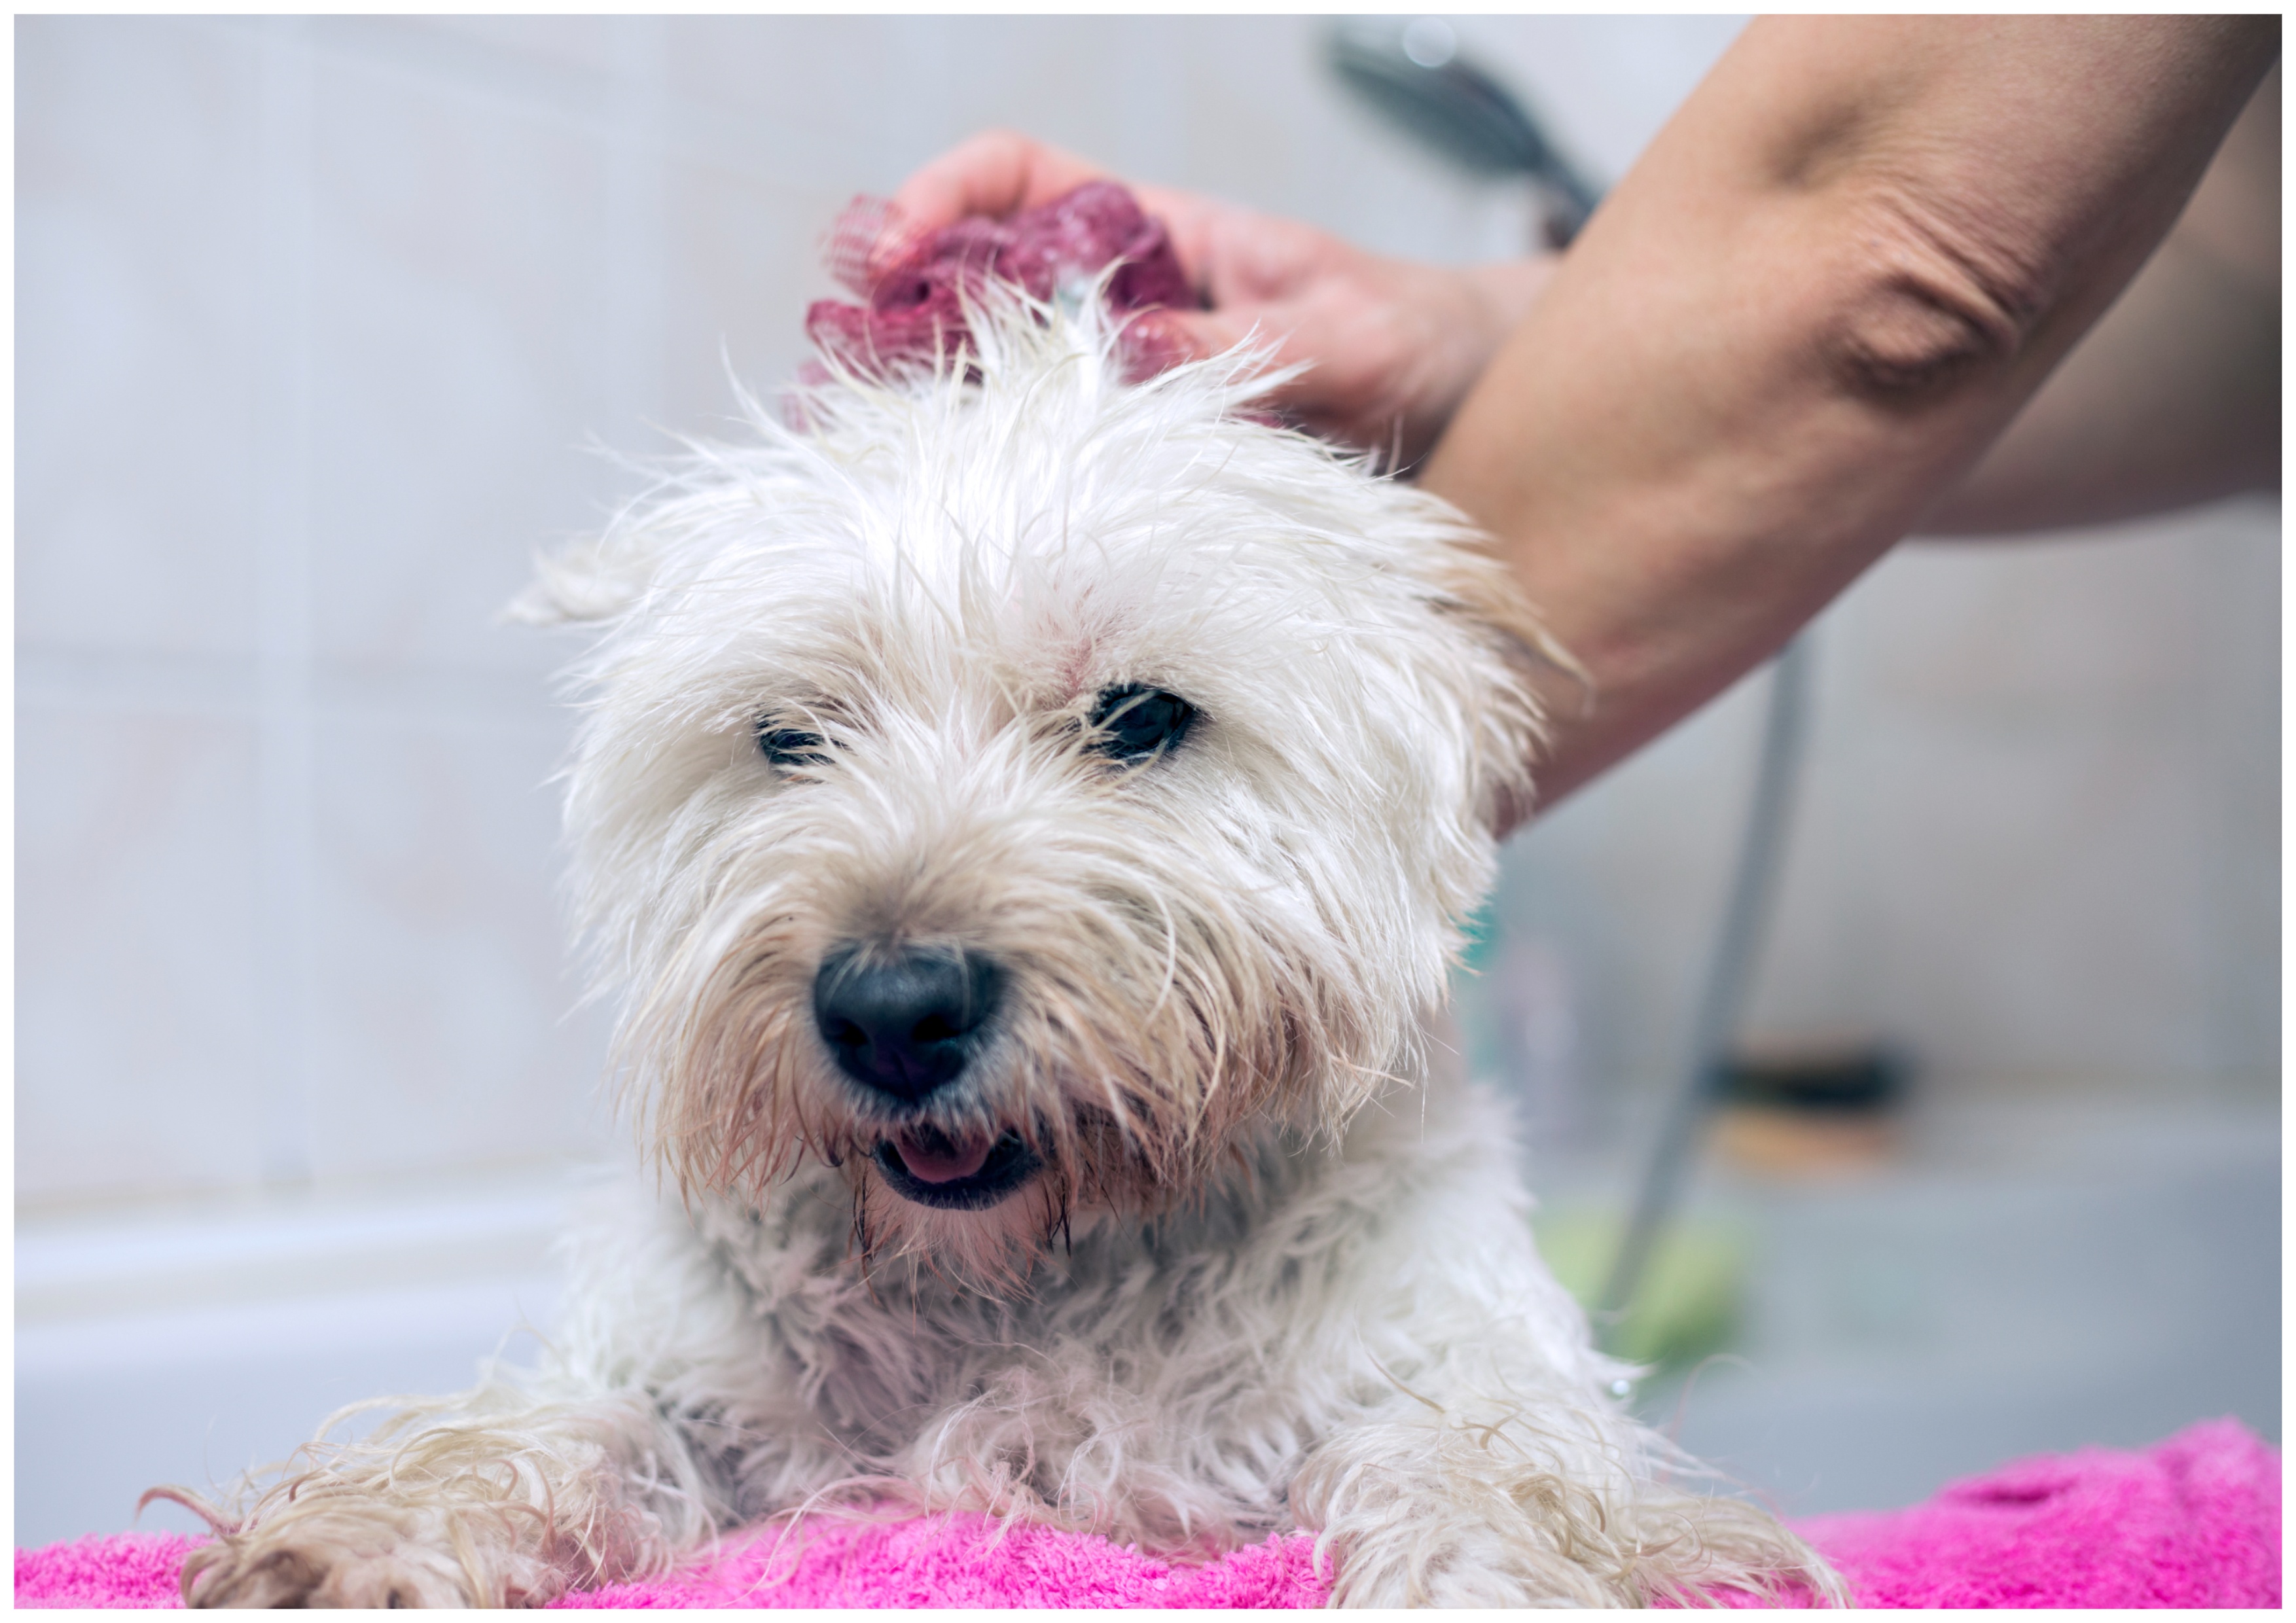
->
xmin=520 ymin=290 xmax=1547 ymax=1294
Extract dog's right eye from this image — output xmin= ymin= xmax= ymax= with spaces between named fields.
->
xmin=1086 ymin=685 xmax=1197 ymax=763
xmin=757 ymin=722 xmax=829 ymax=767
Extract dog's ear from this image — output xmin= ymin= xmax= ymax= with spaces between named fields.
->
xmin=503 ymin=535 xmax=658 ymax=628
xmin=1415 ymin=531 xmax=1584 ymax=840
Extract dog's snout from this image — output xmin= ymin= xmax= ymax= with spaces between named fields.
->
xmin=812 ymin=944 xmax=1003 ymax=1103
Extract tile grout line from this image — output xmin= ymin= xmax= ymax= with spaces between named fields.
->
xmin=253 ymin=20 xmax=318 ymax=1186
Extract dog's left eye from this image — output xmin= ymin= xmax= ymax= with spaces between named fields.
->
xmin=1087 ymin=685 xmax=1197 ymax=762
xmin=757 ymin=722 xmax=829 ymax=767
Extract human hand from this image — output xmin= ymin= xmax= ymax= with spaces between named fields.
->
xmin=886 ymin=130 xmax=1552 ymax=465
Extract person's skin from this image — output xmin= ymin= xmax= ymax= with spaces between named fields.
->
xmin=889 ymin=18 xmax=2278 ymax=810
xmin=1925 ymin=62 xmax=2279 ymax=534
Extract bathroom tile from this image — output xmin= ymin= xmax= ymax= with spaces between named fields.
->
xmin=1840 ymin=520 xmax=2208 ymax=717
xmin=660 ymin=158 xmax=849 ymax=435
xmin=663 ymin=15 xmax=923 ymax=156
xmin=658 ymin=16 xmax=1194 ymax=190
xmin=1842 ymin=713 xmax=2211 ymax=1086
xmin=925 ymin=18 xmax=1181 ymax=178
xmin=2188 ymin=504 xmax=2279 ymax=1083
xmin=16 ymin=17 xmax=265 ymax=663
xmin=1500 ymin=672 xmax=1772 ymax=1094
xmin=304 ymin=56 xmax=624 ymax=685
xmin=16 ymin=703 xmax=268 ymax=1205
xmin=400 ymin=15 xmax=630 ymax=85
xmin=304 ymin=711 xmax=613 ymax=1183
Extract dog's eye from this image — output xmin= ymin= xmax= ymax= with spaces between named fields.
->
xmin=757 ymin=722 xmax=829 ymax=767
xmin=1086 ymin=685 xmax=1197 ymax=762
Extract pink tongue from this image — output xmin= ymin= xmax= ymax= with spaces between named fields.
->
xmin=896 ymin=1131 xmax=995 ymax=1185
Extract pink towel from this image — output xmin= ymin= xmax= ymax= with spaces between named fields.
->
xmin=1784 ymin=1417 xmax=2282 ymax=1609
xmin=17 ymin=1419 xmax=2277 ymax=1609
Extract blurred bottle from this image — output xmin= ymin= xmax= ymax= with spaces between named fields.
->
xmin=1712 ymin=1033 xmax=1910 ymax=1176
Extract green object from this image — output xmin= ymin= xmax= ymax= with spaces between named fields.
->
xmin=1452 ymin=899 xmax=1506 ymax=1081
xmin=1532 ymin=1208 xmax=1746 ymax=1371
xmin=1457 ymin=895 xmax=1502 ymax=976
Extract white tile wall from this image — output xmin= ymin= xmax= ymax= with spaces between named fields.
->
xmin=1748 ymin=508 xmax=2278 ymax=1094
xmin=303 ymin=44 xmax=621 ymax=683
xmin=17 ymin=18 xmax=268 ymax=662
xmin=17 ymin=16 xmax=2278 ymax=1230
xmin=303 ymin=715 xmax=611 ymax=1181
xmin=16 ymin=705 xmax=269 ymax=1201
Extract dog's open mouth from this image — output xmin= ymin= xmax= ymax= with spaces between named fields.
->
xmin=873 ymin=1126 xmax=1041 ymax=1210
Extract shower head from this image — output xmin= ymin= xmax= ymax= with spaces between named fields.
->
xmin=1327 ymin=18 xmax=1601 ymax=247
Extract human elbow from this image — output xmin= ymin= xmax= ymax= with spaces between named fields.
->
xmin=1821 ymin=193 xmax=2054 ymax=406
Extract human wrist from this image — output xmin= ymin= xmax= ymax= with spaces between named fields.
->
xmin=1462 ymin=257 xmax=1556 ymax=340
xmin=1397 ymin=257 xmax=1558 ymax=464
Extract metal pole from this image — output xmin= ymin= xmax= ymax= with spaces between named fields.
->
xmin=1598 ymin=635 xmax=1814 ymax=1333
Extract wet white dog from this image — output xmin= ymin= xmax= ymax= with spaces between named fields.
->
xmin=171 ymin=293 xmax=1837 ymax=1607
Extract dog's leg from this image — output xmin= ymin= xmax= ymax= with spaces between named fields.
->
xmin=166 ymin=1368 xmax=722 ymax=1607
xmin=1291 ymin=1391 xmax=1841 ymax=1607
xmin=1272 ymin=1072 xmax=1843 ymax=1607
xmin=168 ymin=1175 xmax=870 ymax=1607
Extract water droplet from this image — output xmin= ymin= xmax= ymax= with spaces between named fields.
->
xmin=1402 ymin=18 xmax=1458 ymax=70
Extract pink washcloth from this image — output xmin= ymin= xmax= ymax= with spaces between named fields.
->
xmin=803 ymin=181 xmax=1198 ymax=383
xmin=17 ymin=1419 xmax=2278 ymax=1608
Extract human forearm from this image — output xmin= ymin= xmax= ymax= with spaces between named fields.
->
xmin=1424 ymin=16 xmax=2277 ymax=806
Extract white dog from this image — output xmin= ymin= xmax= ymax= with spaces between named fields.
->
xmin=168 ymin=287 xmax=1839 ymax=1608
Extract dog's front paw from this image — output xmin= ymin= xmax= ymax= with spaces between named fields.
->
xmin=182 ymin=1512 xmax=473 ymax=1608
xmin=179 ymin=1498 xmax=559 ymax=1608
xmin=1325 ymin=1521 xmax=1618 ymax=1608
xmin=184 ymin=1536 xmax=469 ymax=1608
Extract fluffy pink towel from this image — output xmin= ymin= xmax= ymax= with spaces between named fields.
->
xmin=17 ymin=1419 xmax=2276 ymax=1609
xmin=1783 ymin=1417 xmax=2282 ymax=1609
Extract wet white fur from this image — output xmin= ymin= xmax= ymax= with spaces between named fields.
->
xmin=170 ymin=295 xmax=1840 ymax=1607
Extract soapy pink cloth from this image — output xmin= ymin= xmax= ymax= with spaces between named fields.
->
xmin=802 ymin=181 xmax=1197 ymax=383
xmin=16 ymin=1419 xmax=2276 ymax=1608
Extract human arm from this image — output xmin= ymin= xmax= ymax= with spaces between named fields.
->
xmin=1923 ymin=62 xmax=2280 ymax=535
xmin=1420 ymin=16 xmax=2276 ymax=805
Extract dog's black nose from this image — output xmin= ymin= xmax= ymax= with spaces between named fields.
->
xmin=812 ymin=944 xmax=1003 ymax=1103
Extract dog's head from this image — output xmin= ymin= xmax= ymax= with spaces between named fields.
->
xmin=519 ymin=294 xmax=1547 ymax=1287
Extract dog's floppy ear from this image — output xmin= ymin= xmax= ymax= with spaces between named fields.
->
xmin=504 ymin=535 xmax=660 ymax=628
xmin=1416 ymin=530 xmax=1586 ymax=840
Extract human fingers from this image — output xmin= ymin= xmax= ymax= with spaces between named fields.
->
xmin=1125 ymin=185 xmax=1244 ymax=295
xmin=1136 ymin=305 xmax=1266 ymax=365
xmin=1139 ymin=304 xmax=1355 ymax=431
xmin=882 ymin=130 xmax=1109 ymax=258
